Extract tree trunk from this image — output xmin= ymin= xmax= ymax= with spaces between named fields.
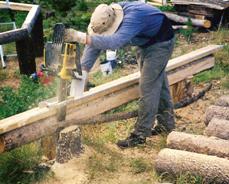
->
xmin=167 ymin=131 xmax=229 ymax=158
xmin=205 ymin=118 xmax=229 ymax=140
xmin=215 ymin=95 xmax=229 ymax=107
xmin=155 ymin=148 xmax=229 ymax=183
xmin=56 ymin=126 xmax=82 ymax=164
xmin=205 ymin=105 xmax=229 ymax=125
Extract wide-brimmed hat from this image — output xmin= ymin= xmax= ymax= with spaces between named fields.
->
xmin=88 ymin=3 xmax=123 ymax=36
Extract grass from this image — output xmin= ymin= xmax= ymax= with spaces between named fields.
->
xmin=0 ymin=143 xmax=51 ymax=184
xmin=193 ymin=63 xmax=228 ymax=84
xmin=130 ymin=158 xmax=152 ymax=174
xmin=161 ymin=172 xmax=204 ymax=184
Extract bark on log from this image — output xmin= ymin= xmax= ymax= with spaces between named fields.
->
xmin=56 ymin=126 xmax=82 ymax=164
xmin=0 ymin=83 xmax=212 ymax=154
xmin=155 ymin=148 xmax=229 ymax=183
xmin=215 ymin=95 xmax=229 ymax=107
xmin=165 ymin=12 xmax=211 ymax=28
xmin=31 ymin=12 xmax=44 ymax=57
xmin=167 ymin=131 xmax=229 ymax=158
xmin=16 ymin=36 xmax=36 ymax=75
xmin=205 ymin=118 xmax=229 ymax=140
xmin=0 ymin=28 xmax=28 ymax=45
xmin=205 ymin=105 xmax=229 ymax=125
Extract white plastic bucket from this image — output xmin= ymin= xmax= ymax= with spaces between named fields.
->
xmin=100 ymin=60 xmax=112 ymax=76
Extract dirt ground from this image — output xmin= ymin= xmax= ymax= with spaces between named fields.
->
xmin=1 ymin=31 xmax=228 ymax=184
xmin=38 ymin=80 xmax=228 ymax=184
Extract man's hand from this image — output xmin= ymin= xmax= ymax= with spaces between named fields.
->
xmin=72 ymin=70 xmax=88 ymax=81
xmin=64 ymin=28 xmax=87 ymax=44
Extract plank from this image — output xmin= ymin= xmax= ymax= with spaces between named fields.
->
xmin=166 ymin=45 xmax=221 ymax=71
xmin=168 ymin=56 xmax=215 ymax=84
xmin=0 ymin=1 xmax=33 ymax=11
xmin=0 ymin=45 xmax=222 ymax=134
xmin=172 ymin=0 xmax=229 ymax=10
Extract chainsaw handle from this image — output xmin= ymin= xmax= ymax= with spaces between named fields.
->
xmin=75 ymin=43 xmax=82 ymax=76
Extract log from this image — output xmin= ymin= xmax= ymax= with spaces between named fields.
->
xmin=205 ymin=105 xmax=229 ymax=125
xmin=31 ymin=11 xmax=44 ymax=57
xmin=164 ymin=12 xmax=211 ymax=28
xmin=56 ymin=126 xmax=82 ymax=164
xmin=0 ymin=85 xmax=139 ymax=153
xmin=0 ymin=83 xmax=213 ymax=153
xmin=155 ymin=148 xmax=229 ymax=183
xmin=0 ymin=28 xmax=28 ymax=45
xmin=205 ymin=118 xmax=229 ymax=140
xmin=167 ymin=131 xmax=229 ymax=158
xmin=22 ymin=5 xmax=41 ymax=33
xmin=16 ymin=36 xmax=36 ymax=75
xmin=215 ymin=95 xmax=229 ymax=107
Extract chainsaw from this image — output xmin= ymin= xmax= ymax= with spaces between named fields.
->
xmin=32 ymin=23 xmax=84 ymax=97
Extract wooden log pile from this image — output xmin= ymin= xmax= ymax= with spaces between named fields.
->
xmin=171 ymin=0 xmax=229 ymax=28
xmin=155 ymin=95 xmax=229 ymax=182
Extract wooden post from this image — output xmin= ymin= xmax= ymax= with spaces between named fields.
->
xmin=31 ymin=12 xmax=44 ymax=57
xmin=16 ymin=36 xmax=36 ymax=75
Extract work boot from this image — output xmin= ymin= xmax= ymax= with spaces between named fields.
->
xmin=117 ymin=133 xmax=146 ymax=148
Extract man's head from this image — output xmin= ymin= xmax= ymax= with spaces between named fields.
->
xmin=88 ymin=3 xmax=123 ymax=36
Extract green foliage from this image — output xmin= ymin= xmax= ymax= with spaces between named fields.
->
xmin=193 ymin=64 xmax=229 ymax=84
xmin=0 ymin=144 xmax=46 ymax=184
xmin=176 ymin=173 xmax=204 ymax=184
xmin=179 ymin=19 xmax=195 ymax=43
xmin=159 ymin=5 xmax=175 ymax=12
xmin=0 ymin=76 xmax=56 ymax=119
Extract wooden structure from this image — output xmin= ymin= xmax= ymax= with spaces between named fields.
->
xmin=172 ymin=0 xmax=229 ymax=28
xmin=0 ymin=1 xmax=44 ymax=75
xmin=0 ymin=45 xmax=222 ymax=153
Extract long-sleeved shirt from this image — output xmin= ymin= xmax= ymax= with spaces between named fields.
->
xmin=81 ymin=1 xmax=166 ymax=71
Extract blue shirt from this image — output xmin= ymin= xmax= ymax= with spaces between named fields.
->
xmin=81 ymin=1 xmax=164 ymax=71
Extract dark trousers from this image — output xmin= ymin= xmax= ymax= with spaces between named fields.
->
xmin=134 ymin=37 xmax=175 ymax=137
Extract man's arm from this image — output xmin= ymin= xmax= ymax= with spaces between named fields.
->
xmin=81 ymin=45 xmax=101 ymax=72
xmin=87 ymin=12 xmax=145 ymax=50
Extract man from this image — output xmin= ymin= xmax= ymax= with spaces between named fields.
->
xmin=64 ymin=1 xmax=175 ymax=148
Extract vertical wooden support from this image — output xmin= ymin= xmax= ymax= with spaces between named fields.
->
xmin=31 ymin=12 xmax=44 ymax=57
xmin=16 ymin=36 xmax=36 ymax=75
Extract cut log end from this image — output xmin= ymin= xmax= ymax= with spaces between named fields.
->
xmin=204 ymin=20 xmax=211 ymax=28
xmin=56 ymin=126 xmax=82 ymax=164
